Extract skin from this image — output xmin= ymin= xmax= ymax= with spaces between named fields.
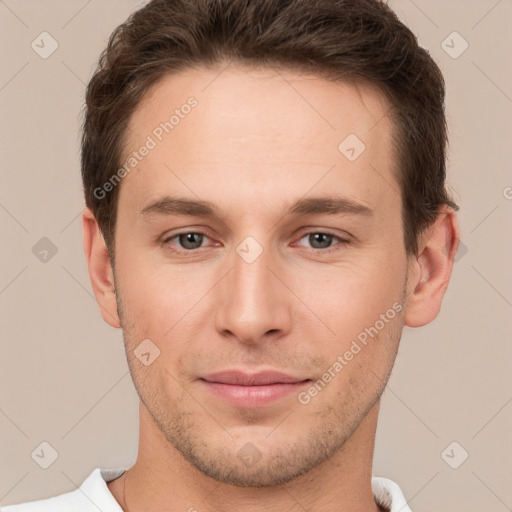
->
xmin=82 ymin=63 xmax=459 ymax=512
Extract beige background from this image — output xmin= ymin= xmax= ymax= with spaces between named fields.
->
xmin=1 ymin=0 xmax=511 ymax=510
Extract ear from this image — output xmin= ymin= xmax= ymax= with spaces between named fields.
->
xmin=82 ymin=207 xmax=121 ymax=329
xmin=404 ymin=207 xmax=460 ymax=328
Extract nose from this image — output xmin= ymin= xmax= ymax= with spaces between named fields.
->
xmin=214 ymin=239 xmax=293 ymax=346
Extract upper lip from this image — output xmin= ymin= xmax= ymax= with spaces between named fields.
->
xmin=200 ymin=370 xmax=309 ymax=386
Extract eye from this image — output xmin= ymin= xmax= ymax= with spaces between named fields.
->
xmin=295 ymin=232 xmax=350 ymax=251
xmin=163 ymin=231 xmax=212 ymax=251
xmin=161 ymin=230 xmax=350 ymax=254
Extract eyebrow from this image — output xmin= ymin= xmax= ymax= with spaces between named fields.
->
xmin=139 ymin=195 xmax=373 ymax=220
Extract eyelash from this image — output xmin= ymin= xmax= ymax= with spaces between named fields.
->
xmin=162 ymin=230 xmax=351 ymax=254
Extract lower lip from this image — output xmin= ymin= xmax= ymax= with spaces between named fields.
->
xmin=200 ymin=380 xmax=310 ymax=407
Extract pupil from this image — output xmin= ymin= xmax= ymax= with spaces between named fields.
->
xmin=178 ymin=233 xmax=333 ymax=250
xmin=310 ymin=233 xmax=332 ymax=249
xmin=180 ymin=233 xmax=202 ymax=249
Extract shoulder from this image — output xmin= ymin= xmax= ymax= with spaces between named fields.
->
xmin=1 ymin=468 xmax=126 ymax=512
xmin=1 ymin=488 xmax=89 ymax=512
xmin=372 ymin=475 xmax=412 ymax=512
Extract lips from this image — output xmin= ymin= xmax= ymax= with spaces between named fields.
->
xmin=201 ymin=370 xmax=308 ymax=386
xmin=199 ymin=370 xmax=311 ymax=407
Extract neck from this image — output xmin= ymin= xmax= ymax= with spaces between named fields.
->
xmin=109 ymin=400 xmax=384 ymax=512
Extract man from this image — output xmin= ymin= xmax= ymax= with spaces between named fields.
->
xmin=2 ymin=0 xmax=459 ymax=510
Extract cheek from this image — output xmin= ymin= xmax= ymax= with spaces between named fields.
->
xmin=292 ymin=257 xmax=405 ymax=347
xmin=117 ymin=245 xmax=170 ymax=301
xmin=115 ymin=236 xmax=406 ymax=356
xmin=115 ymin=251 xmax=214 ymax=343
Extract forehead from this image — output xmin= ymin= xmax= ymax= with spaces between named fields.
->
xmin=119 ymin=64 xmax=398 ymax=218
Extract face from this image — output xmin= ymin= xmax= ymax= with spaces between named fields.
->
xmin=111 ymin=65 xmax=410 ymax=486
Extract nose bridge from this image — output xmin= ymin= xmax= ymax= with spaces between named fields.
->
xmin=214 ymin=235 xmax=291 ymax=343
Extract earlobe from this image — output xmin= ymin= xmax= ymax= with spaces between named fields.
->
xmin=82 ymin=207 xmax=121 ymax=329
xmin=404 ymin=207 xmax=460 ymax=328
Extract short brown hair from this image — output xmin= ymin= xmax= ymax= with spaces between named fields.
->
xmin=81 ymin=0 xmax=458 ymax=263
